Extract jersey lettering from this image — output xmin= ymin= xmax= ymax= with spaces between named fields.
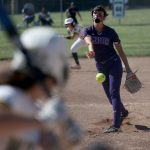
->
xmin=92 ymin=36 xmax=110 ymax=45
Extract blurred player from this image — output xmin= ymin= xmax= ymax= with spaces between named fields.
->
xmin=64 ymin=18 xmax=86 ymax=69
xmin=38 ymin=8 xmax=54 ymax=26
xmin=22 ymin=3 xmax=35 ymax=28
xmin=0 ymin=27 xmax=82 ymax=149
xmin=82 ymin=5 xmax=132 ymax=133
xmin=65 ymin=1 xmax=82 ymax=25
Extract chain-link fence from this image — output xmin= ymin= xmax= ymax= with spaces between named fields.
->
xmin=3 ymin=0 xmax=150 ymax=14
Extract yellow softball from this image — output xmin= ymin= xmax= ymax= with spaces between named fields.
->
xmin=96 ymin=73 xmax=106 ymax=83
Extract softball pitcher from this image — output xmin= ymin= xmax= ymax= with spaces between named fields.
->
xmin=64 ymin=18 xmax=86 ymax=69
xmin=82 ymin=5 xmax=133 ymax=133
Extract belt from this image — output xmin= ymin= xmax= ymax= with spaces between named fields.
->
xmin=99 ymin=55 xmax=117 ymax=64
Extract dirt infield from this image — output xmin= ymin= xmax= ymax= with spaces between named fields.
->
xmin=63 ymin=57 xmax=150 ymax=150
xmin=0 ymin=57 xmax=150 ymax=150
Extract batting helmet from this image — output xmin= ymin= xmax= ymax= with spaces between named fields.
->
xmin=22 ymin=3 xmax=35 ymax=15
xmin=64 ymin=18 xmax=74 ymax=25
xmin=11 ymin=27 xmax=69 ymax=87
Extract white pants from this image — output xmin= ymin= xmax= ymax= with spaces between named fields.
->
xmin=70 ymin=38 xmax=86 ymax=53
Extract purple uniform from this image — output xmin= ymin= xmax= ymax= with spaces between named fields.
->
xmin=82 ymin=25 xmax=127 ymax=128
xmin=82 ymin=25 xmax=119 ymax=62
xmin=66 ymin=7 xmax=79 ymax=24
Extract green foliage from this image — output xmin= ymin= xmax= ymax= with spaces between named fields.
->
xmin=0 ymin=8 xmax=150 ymax=59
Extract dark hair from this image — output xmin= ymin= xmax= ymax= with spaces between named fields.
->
xmin=0 ymin=70 xmax=38 ymax=90
xmin=0 ymin=69 xmax=56 ymax=90
xmin=91 ymin=5 xmax=108 ymax=17
xmin=70 ymin=1 xmax=75 ymax=6
xmin=65 ymin=22 xmax=75 ymax=28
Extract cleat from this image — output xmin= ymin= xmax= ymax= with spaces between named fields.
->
xmin=120 ymin=110 xmax=129 ymax=123
xmin=121 ymin=110 xmax=128 ymax=118
xmin=103 ymin=126 xmax=120 ymax=133
xmin=70 ymin=65 xmax=81 ymax=69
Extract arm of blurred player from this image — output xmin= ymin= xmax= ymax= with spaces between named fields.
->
xmin=37 ymin=97 xmax=82 ymax=146
xmin=0 ymin=111 xmax=43 ymax=135
xmin=65 ymin=32 xmax=78 ymax=40
xmin=77 ymin=11 xmax=82 ymax=21
xmin=65 ymin=9 xmax=69 ymax=18
xmin=0 ymin=110 xmax=62 ymax=149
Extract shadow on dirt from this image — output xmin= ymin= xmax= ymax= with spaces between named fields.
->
xmin=135 ymin=125 xmax=150 ymax=132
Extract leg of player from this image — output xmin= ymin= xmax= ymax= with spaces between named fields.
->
xmin=71 ymin=52 xmax=81 ymax=69
xmin=70 ymin=38 xmax=86 ymax=69
xmin=104 ymin=58 xmax=128 ymax=133
xmin=102 ymin=79 xmax=128 ymax=120
xmin=96 ymin=57 xmax=128 ymax=133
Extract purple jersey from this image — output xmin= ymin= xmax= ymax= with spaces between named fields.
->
xmin=82 ymin=25 xmax=120 ymax=63
xmin=66 ymin=7 xmax=78 ymax=18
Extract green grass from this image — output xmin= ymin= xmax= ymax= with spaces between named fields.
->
xmin=0 ymin=8 xmax=150 ymax=59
